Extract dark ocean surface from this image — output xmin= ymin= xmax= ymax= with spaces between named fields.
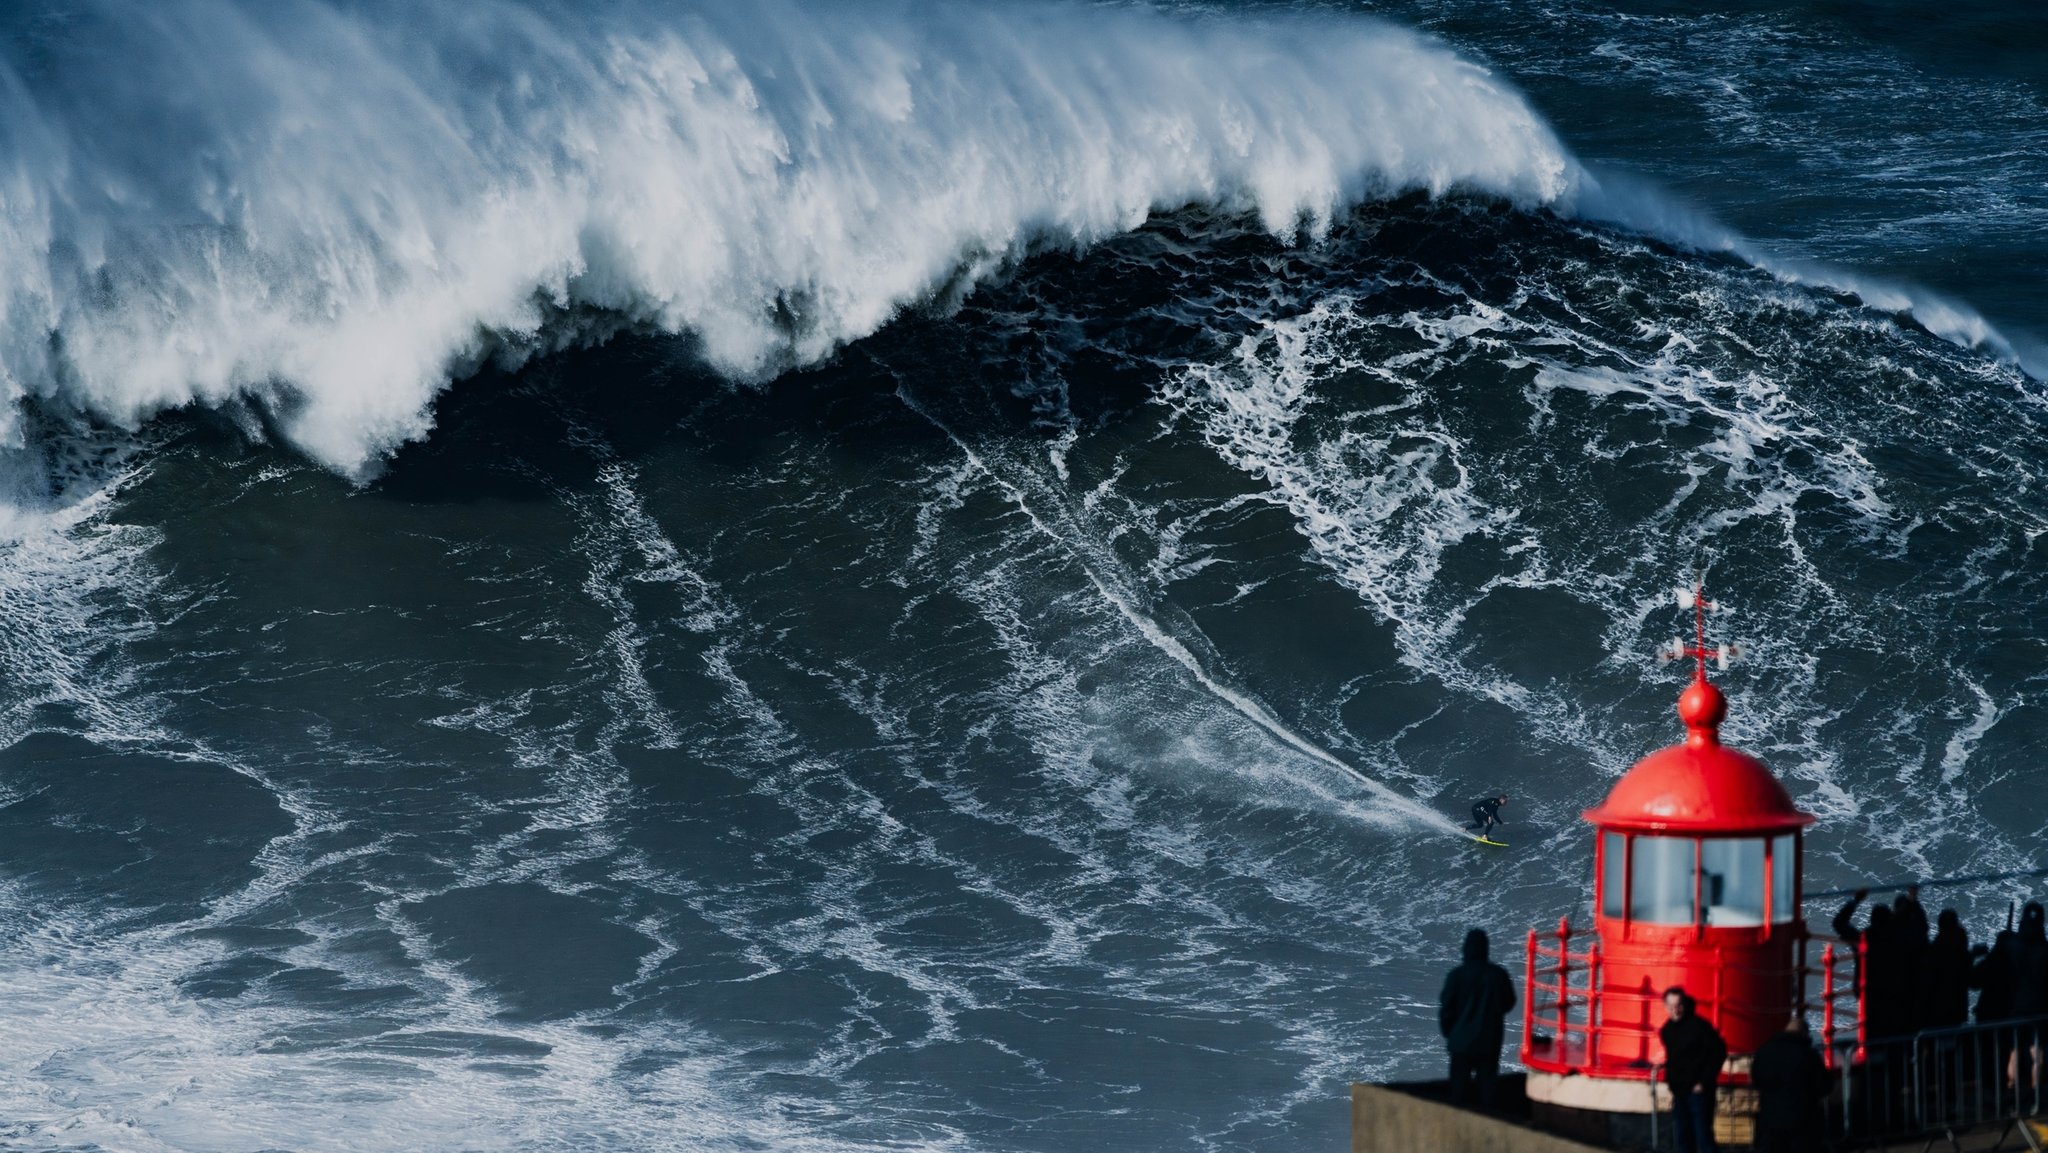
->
xmin=3 ymin=1 xmax=2047 ymax=1149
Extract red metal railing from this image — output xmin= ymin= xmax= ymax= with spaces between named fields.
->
xmin=1520 ymin=917 xmax=1864 ymax=1077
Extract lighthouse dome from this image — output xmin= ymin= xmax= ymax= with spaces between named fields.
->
xmin=1582 ymin=678 xmax=1814 ymax=834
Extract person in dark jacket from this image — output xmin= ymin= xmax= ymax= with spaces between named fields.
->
xmin=1835 ymin=891 xmax=1908 ymax=1046
xmin=2014 ymin=903 xmax=2048 ymax=1019
xmin=1439 ymin=928 xmax=1517 ymax=1110
xmin=1749 ymin=1015 xmax=1830 ymax=1153
xmin=1921 ymin=908 xmax=1973 ymax=1031
xmin=1893 ymin=888 xmax=1931 ymax=1034
xmin=2012 ymin=902 xmax=2048 ymax=1093
xmin=1973 ymin=914 xmax=2020 ymax=1025
xmin=1467 ymin=794 xmax=1508 ymax=839
xmin=1972 ymin=912 xmax=2023 ymax=1098
xmin=1892 ymin=887 xmax=1930 ymax=944
xmin=1660 ymin=987 xmax=1728 ymax=1153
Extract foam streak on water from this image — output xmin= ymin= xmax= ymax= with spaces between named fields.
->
xmin=896 ymin=383 xmax=1459 ymax=834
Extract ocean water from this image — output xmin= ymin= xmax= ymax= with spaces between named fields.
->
xmin=2 ymin=1 xmax=2046 ymax=1149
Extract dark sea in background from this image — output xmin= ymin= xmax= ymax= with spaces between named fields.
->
xmin=3 ymin=1 xmax=2047 ymax=1149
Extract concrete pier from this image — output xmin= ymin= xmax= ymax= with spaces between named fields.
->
xmin=1350 ymin=1080 xmax=1606 ymax=1153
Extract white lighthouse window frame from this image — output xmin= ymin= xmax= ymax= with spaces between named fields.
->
xmin=1627 ymin=834 xmax=1698 ymax=925
xmin=1700 ymin=837 xmax=1767 ymax=927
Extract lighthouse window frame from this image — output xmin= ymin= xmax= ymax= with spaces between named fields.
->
xmin=1627 ymin=835 xmax=1698 ymax=925
xmin=1601 ymin=832 xmax=1627 ymax=918
xmin=1700 ymin=837 xmax=1768 ymax=927
xmin=1769 ymin=833 xmax=1798 ymax=924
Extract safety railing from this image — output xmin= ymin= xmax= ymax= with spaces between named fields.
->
xmin=1520 ymin=917 xmax=1598 ymax=1071
xmin=1817 ymin=934 xmax=1861 ymax=1068
xmin=1520 ymin=917 xmax=1865 ymax=1077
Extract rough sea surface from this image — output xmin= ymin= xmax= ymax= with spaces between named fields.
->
xmin=3 ymin=1 xmax=2047 ymax=1149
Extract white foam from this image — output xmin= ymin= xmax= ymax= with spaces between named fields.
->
xmin=0 ymin=907 xmax=992 ymax=1153
xmin=1941 ymin=681 xmax=2001 ymax=785
xmin=1573 ymin=158 xmax=2040 ymax=378
xmin=1163 ymin=295 xmax=1528 ymax=704
xmin=1730 ymin=252 xmax=2042 ymax=378
xmin=0 ymin=0 xmax=1588 ymax=478
xmin=896 ymin=383 xmax=1461 ymax=834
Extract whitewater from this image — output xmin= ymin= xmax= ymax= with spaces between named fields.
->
xmin=4 ymin=1 xmax=2048 ymax=1151
xmin=0 ymin=0 xmax=1581 ymax=477
xmin=0 ymin=0 xmax=2023 ymax=487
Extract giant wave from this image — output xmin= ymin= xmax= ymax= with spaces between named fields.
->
xmin=1 ymin=0 xmax=1579 ymax=477
xmin=0 ymin=0 xmax=2029 ymax=483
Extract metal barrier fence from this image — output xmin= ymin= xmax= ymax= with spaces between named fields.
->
xmin=1828 ymin=1016 xmax=2048 ymax=1150
xmin=1633 ymin=1019 xmax=2048 ymax=1150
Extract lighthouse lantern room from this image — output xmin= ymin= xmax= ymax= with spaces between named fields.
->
xmin=1521 ymin=588 xmax=1823 ymax=1126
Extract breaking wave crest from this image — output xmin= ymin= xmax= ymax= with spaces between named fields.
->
xmin=0 ymin=0 xmax=2030 ymax=482
xmin=0 ymin=0 xmax=1586 ymax=475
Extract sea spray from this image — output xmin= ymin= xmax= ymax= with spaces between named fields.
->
xmin=0 ymin=0 xmax=1582 ymax=475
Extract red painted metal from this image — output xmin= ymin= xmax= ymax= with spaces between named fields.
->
xmin=1516 ymin=586 xmax=1862 ymax=1087
xmin=1854 ymin=933 xmax=1869 ymax=1064
xmin=1584 ymin=677 xmax=1813 ymax=1059
xmin=1586 ymin=939 xmax=1603 ymax=1060
xmin=1555 ymin=916 xmax=1572 ymax=1054
xmin=1581 ymin=739 xmax=1814 ymax=833
xmin=1820 ymin=942 xmax=1837 ymax=1069
xmin=1521 ymin=924 xmax=1862 ymax=1079
xmin=1524 ymin=928 xmax=1539 ymax=1054
xmin=1585 ymin=589 xmax=1814 ymax=835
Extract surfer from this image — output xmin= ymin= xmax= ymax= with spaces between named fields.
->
xmin=1468 ymin=793 xmax=1508 ymax=840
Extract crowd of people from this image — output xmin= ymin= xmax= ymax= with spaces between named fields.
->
xmin=1832 ymin=888 xmax=2048 ymax=1040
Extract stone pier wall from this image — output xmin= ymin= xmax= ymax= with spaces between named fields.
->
xmin=1350 ymin=1082 xmax=1608 ymax=1153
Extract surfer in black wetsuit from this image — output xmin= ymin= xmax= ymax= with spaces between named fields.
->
xmin=1468 ymin=793 xmax=1508 ymax=839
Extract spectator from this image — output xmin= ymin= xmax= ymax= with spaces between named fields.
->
xmin=1972 ymin=911 xmax=2019 ymax=1025
xmin=2012 ymin=903 xmax=2048 ymax=1094
xmin=1893 ymin=888 xmax=1931 ymax=1033
xmin=1438 ymin=928 xmax=1517 ymax=1110
xmin=1835 ymin=891 xmax=1908 ymax=1045
xmin=1750 ymin=1015 xmax=1829 ymax=1153
xmin=1921 ymin=908 xmax=1972 ymax=1031
xmin=1660 ymin=987 xmax=1727 ymax=1153
xmin=2014 ymin=903 xmax=2048 ymax=1020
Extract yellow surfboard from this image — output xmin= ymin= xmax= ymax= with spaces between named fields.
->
xmin=1473 ymin=836 xmax=1509 ymax=847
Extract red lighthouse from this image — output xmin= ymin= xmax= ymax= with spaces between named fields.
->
xmin=1522 ymin=589 xmax=1821 ymax=1134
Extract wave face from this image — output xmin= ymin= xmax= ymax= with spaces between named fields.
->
xmin=0 ymin=0 xmax=1583 ymax=474
xmin=5 ymin=2 xmax=2048 ymax=1152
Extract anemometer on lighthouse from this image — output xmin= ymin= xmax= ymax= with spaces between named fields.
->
xmin=1657 ymin=585 xmax=1742 ymax=679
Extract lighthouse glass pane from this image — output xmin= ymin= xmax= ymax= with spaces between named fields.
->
xmin=1628 ymin=836 xmax=1696 ymax=924
xmin=1770 ymin=834 xmax=1797 ymax=922
xmin=1701 ymin=838 xmax=1767 ymax=927
xmin=1602 ymin=833 xmax=1626 ymax=918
